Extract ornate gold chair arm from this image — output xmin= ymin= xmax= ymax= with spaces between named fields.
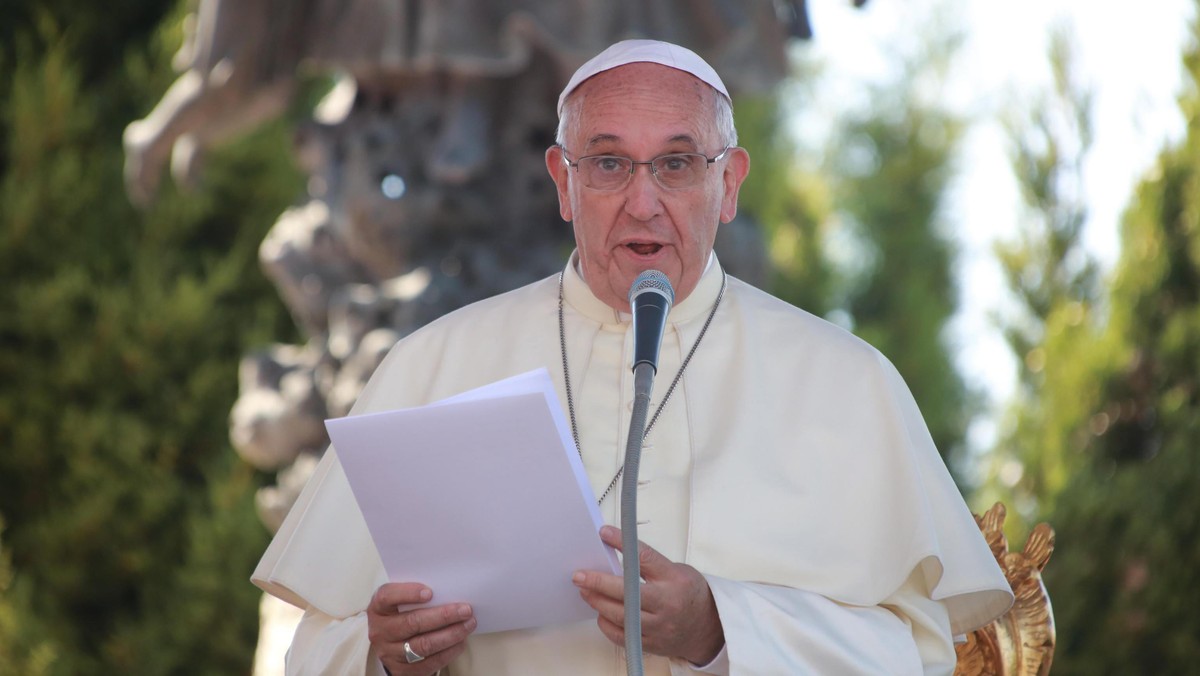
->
xmin=953 ymin=503 xmax=1056 ymax=676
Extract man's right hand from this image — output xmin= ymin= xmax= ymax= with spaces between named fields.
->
xmin=367 ymin=583 xmax=476 ymax=675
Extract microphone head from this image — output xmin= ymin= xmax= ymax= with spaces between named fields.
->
xmin=628 ymin=270 xmax=675 ymax=307
xmin=628 ymin=270 xmax=674 ymax=374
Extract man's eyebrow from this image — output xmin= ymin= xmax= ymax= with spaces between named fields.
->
xmin=584 ymin=134 xmax=621 ymax=151
xmin=583 ymin=134 xmax=702 ymax=152
xmin=666 ymin=134 xmax=700 ymax=148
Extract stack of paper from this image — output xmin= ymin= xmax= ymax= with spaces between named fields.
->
xmin=325 ymin=368 xmax=621 ymax=634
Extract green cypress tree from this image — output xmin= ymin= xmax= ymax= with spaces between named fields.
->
xmin=0 ymin=516 xmax=55 ymax=676
xmin=736 ymin=30 xmax=974 ymax=478
xmin=735 ymin=73 xmax=836 ymax=318
xmin=0 ymin=3 xmax=302 ymax=672
xmin=1024 ymin=11 xmax=1200 ymax=672
xmin=979 ymin=30 xmax=1102 ymax=532
xmin=826 ymin=35 xmax=975 ymax=477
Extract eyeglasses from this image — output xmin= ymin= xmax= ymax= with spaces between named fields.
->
xmin=560 ymin=146 xmax=731 ymax=191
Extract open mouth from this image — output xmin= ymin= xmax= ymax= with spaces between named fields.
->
xmin=626 ymin=242 xmax=663 ymax=256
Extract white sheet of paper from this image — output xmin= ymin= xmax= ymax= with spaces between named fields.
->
xmin=326 ymin=368 xmax=620 ymax=634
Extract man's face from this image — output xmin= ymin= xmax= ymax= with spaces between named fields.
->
xmin=546 ymin=63 xmax=750 ymax=312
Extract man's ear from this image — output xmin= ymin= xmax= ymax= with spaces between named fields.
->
xmin=545 ymin=145 xmax=573 ymax=222
xmin=719 ymin=147 xmax=750 ymax=224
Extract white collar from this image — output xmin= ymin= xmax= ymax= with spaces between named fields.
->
xmin=561 ymin=251 xmax=723 ymax=325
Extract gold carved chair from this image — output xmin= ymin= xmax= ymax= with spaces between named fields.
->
xmin=954 ymin=503 xmax=1056 ymax=676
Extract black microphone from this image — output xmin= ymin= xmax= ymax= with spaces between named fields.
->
xmin=628 ymin=270 xmax=675 ymax=374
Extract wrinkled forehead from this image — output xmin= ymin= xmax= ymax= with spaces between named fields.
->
xmin=562 ymin=64 xmax=722 ymax=151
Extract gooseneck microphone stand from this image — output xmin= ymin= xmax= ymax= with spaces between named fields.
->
xmin=622 ymin=361 xmax=655 ymax=676
xmin=621 ymin=270 xmax=674 ymax=676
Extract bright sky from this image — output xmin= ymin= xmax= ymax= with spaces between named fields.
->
xmin=799 ymin=0 xmax=1194 ymax=451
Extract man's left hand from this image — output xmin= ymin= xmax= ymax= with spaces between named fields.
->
xmin=572 ymin=525 xmax=724 ymax=665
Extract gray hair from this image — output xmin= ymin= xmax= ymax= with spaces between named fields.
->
xmin=555 ymin=85 xmax=738 ymax=150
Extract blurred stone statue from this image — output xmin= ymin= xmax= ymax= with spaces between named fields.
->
xmin=126 ymin=0 xmax=812 ymax=529
xmin=124 ymin=1 xmax=842 ymax=672
xmin=125 ymin=0 xmax=810 ymax=205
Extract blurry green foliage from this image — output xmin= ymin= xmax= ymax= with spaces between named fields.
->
xmin=0 ymin=516 xmax=55 ymax=676
xmin=980 ymin=29 xmax=1103 ymax=533
xmin=0 ymin=1 xmax=304 ymax=673
xmin=734 ymin=92 xmax=835 ymax=318
xmin=739 ymin=34 xmax=974 ymax=480
xmin=1045 ymin=94 xmax=1200 ymax=670
xmin=825 ymin=38 xmax=975 ymax=479
xmin=990 ymin=9 xmax=1200 ymax=674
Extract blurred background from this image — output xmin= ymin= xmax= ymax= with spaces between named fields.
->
xmin=1 ymin=0 xmax=1198 ymax=673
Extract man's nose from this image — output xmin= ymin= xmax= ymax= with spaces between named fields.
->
xmin=622 ymin=163 xmax=664 ymax=220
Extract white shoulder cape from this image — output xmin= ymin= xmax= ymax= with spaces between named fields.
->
xmin=253 ymin=260 xmax=1013 ymax=637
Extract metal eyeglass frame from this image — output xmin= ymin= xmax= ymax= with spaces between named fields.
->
xmin=559 ymin=145 xmax=732 ymax=191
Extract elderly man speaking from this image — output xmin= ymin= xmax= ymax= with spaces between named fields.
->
xmin=252 ymin=39 xmax=1013 ymax=675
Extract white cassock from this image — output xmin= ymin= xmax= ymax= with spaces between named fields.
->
xmin=253 ymin=252 xmax=1014 ymax=675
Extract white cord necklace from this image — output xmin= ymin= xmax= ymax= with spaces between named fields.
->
xmin=557 ymin=270 xmax=728 ymax=504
